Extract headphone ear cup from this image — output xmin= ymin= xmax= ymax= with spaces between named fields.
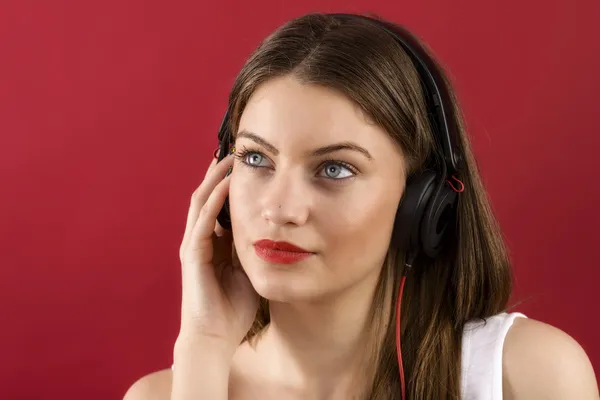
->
xmin=420 ymin=181 xmax=458 ymax=257
xmin=217 ymin=197 xmax=232 ymax=230
xmin=216 ymin=121 xmax=233 ymax=230
xmin=392 ymin=170 xmax=437 ymax=254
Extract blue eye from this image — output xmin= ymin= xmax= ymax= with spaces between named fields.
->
xmin=234 ymin=147 xmax=272 ymax=169
xmin=319 ymin=162 xmax=354 ymax=179
xmin=245 ymin=152 xmax=266 ymax=167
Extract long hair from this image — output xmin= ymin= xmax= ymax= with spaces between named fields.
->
xmin=225 ymin=13 xmax=512 ymax=399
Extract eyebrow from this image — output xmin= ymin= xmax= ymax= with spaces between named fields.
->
xmin=236 ymin=130 xmax=372 ymax=160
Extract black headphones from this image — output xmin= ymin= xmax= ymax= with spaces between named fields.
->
xmin=215 ymin=13 xmax=464 ymax=263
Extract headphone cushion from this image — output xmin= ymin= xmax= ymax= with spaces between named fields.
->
xmin=420 ymin=182 xmax=458 ymax=257
xmin=392 ymin=170 xmax=438 ymax=252
xmin=216 ymin=197 xmax=232 ymax=230
xmin=216 ymin=129 xmax=233 ymax=230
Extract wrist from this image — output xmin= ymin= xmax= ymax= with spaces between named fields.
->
xmin=173 ymin=333 xmax=238 ymax=364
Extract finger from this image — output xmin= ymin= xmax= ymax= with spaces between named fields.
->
xmin=181 ymin=155 xmax=233 ymax=257
xmin=190 ymin=175 xmax=232 ymax=249
xmin=181 ymin=177 xmax=231 ymax=264
xmin=214 ymin=219 xmax=227 ymax=237
xmin=204 ymin=148 xmax=231 ymax=237
xmin=205 ymin=145 xmax=231 ymax=178
xmin=204 ymin=152 xmax=219 ymax=180
xmin=181 ymin=155 xmax=234 ymax=257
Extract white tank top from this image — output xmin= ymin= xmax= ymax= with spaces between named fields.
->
xmin=461 ymin=311 xmax=527 ymax=399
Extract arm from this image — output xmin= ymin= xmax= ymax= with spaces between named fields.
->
xmin=169 ymin=336 xmax=234 ymax=400
xmin=123 ymin=340 xmax=229 ymax=400
xmin=503 ymin=318 xmax=599 ymax=399
xmin=123 ymin=338 xmax=234 ymax=400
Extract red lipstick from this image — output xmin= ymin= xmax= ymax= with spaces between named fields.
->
xmin=253 ymin=239 xmax=313 ymax=264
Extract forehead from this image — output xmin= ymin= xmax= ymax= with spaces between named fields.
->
xmin=237 ymin=75 xmax=398 ymax=153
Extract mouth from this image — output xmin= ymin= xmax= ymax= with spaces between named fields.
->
xmin=253 ymin=239 xmax=314 ymax=265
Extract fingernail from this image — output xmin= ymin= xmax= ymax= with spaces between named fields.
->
xmin=213 ymin=148 xmax=220 ymax=159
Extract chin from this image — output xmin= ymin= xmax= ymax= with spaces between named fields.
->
xmin=241 ymin=256 xmax=326 ymax=303
xmin=252 ymin=283 xmax=306 ymax=303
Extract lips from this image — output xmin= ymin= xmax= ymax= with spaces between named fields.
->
xmin=253 ymin=239 xmax=313 ymax=264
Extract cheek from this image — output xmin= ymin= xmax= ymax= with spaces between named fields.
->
xmin=228 ymin=169 xmax=261 ymax=239
xmin=320 ymin=187 xmax=400 ymax=272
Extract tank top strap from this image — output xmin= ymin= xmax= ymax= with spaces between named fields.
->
xmin=460 ymin=312 xmax=527 ymax=399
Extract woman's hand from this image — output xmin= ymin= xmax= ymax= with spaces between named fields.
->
xmin=172 ymin=153 xmax=259 ymax=400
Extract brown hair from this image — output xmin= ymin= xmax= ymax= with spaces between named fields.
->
xmin=226 ymin=12 xmax=512 ymax=399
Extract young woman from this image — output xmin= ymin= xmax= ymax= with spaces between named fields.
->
xmin=125 ymin=12 xmax=598 ymax=400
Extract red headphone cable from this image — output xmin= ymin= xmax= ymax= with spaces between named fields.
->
xmin=396 ymin=258 xmax=414 ymax=400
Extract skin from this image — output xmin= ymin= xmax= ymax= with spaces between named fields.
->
xmin=124 ymin=76 xmax=599 ymax=400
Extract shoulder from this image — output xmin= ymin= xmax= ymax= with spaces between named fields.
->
xmin=123 ymin=368 xmax=172 ymax=400
xmin=502 ymin=317 xmax=599 ymax=399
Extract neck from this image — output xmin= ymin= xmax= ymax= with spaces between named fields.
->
xmin=260 ymin=270 xmax=383 ymax=398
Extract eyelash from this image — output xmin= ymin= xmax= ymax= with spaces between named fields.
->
xmin=233 ymin=145 xmax=359 ymax=181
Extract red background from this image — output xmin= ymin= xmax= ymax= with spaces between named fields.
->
xmin=1 ymin=0 xmax=599 ymax=398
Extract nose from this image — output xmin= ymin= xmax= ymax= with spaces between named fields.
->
xmin=259 ymin=170 xmax=310 ymax=226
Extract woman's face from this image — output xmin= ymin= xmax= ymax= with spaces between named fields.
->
xmin=229 ymin=75 xmax=406 ymax=302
